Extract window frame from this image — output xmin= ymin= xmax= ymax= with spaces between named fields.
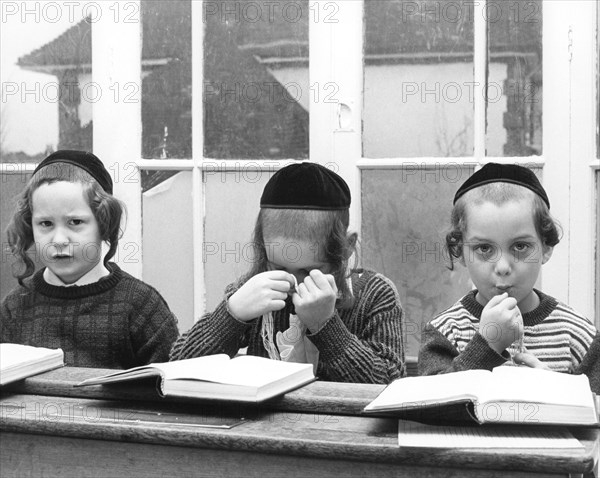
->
xmin=79 ymin=0 xmax=600 ymax=328
xmin=2 ymin=0 xmax=596 ymax=331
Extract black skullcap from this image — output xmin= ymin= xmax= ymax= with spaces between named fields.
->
xmin=454 ymin=163 xmax=550 ymax=209
xmin=32 ymin=150 xmax=113 ymax=194
xmin=261 ymin=162 xmax=350 ymax=210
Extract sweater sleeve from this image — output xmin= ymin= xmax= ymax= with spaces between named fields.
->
xmin=169 ymin=283 xmax=252 ymax=361
xmin=418 ymin=323 xmax=508 ymax=375
xmin=575 ymin=332 xmax=600 ymax=394
xmin=129 ymin=284 xmax=180 ymax=366
xmin=0 ymin=295 xmax=14 ymax=343
xmin=308 ymin=273 xmax=405 ymax=384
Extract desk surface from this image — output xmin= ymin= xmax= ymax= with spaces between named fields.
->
xmin=1 ymin=368 xmax=599 ymax=477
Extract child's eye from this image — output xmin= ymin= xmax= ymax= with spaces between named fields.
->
xmin=474 ymin=244 xmax=493 ymax=255
xmin=69 ymin=219 xmax=84 ymax=226
xmin=513 ymin=242 xmax=533 ymax=260
xmin=38 ymin=221 xmax=52 ymax=228
xmin=514 ymin=242 xmax=530 ymax=252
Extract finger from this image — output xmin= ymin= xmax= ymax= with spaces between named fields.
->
xmin=310 ymin=269 xmax=333 ymax=290
xmin=269 ymin=290 xmax=288 ymax=301
xmin=324 ymin=274 xmax=338 ymax=293
xmin=501 ymin=297 xmax=518 ymax=310
xmin=269 ymin=299 xmax=287 ymax=311
xmin=270 ymin=279 xmax=292 ymax=292
xmin=296 ymin=282 xmax=308 ymax=298
xmin=303 ymin=276 xmax=319 ymax=294
xmin=265 ymin=270 xmax=296 ymax=285
xmin=513 ymin=352 xmax=548 ymax=369
xmin=484 ymin=293 xmax=508 ymax=309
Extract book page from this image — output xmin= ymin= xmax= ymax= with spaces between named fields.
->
xmin=76 ymin=355 xmax=232 ymax=386
xmin=365 ymin=370 xmax=490 ymax=411
xmin=397 ymin=420 xmax=583 ymax=449
xmin=0 ymin=344 xmax=63 ymax=369
xmin=153 ymin=355 xmax=232 ymax=380
xmin=476 ymin=367 xmax=594 ymax=409
xmin=188 ymin=355 xmax=313 ymax=387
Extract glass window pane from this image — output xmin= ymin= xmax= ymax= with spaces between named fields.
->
xmin=487 ymin=0 xmax=542 ymax=156
xmin=363 ymin=0 xmax=474 ymax=158
xmin=204 ymin=0 xmax=309 ymax=159
xmin=141 ymin=1 xmax=192 ymax=160
xmin=142 ymin=171 xmax=193 ymax=332
xmin=361 ymin=167 xmax=473 ymax=357
xmin=204 ymin=167 xmax=272 ymax=310
xmin=1 ymin=2 xmax=93 ymax=159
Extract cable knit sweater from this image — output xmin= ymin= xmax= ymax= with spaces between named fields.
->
xmin=1 ymin=263 xmax=179 ymax=369
xmin=170 ymin=269 xmax=405 ymax=383
xmin=419 ymin=289 xmax=596 ymax=375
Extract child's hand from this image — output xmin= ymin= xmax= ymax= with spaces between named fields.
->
xmin=292 ymin=270 xmax=337 ymax=333
xmin=480 ymin=293 xmax=523 ymax=355
xmin=513 ymin=350 xmax=551 ymax=370
xmin=228 ymin=271 xmax=296 ymax=321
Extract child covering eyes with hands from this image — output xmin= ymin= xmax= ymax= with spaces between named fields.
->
xmin=418 ymin=163 xmax=596 ymax=375
xmin=171 ymin=162 xmax=405 ymax=383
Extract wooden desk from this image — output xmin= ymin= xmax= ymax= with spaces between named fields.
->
xmin=1 ymin=368 xmax=599 ymax=478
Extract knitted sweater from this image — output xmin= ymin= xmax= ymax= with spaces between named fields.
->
xmin=1 ymin=263 xmax=179 ymax=369
xmin=418 ymin=289 xmax=596 ymax=375
xmin=576 ymin=332 xmax=600 ymax=394
xmin=170 ymin=269 xmax=405 ymax=383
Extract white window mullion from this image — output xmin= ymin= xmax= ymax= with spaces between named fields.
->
xmin=356 ymin=157 xmax=545 ymax=169
xmin=473 ymin=0 xmax=488 ymax=161
xmin=566 ymin=1 xmax=598 ymax=323
xmin=310 ymin=0 xmax=363 ymax=232
xmin=92 ymin=2 xmax=142 ymax=278
xmin=192 ymin=0 xmax=206 ymax=321
xmin=544 ymin=1 xmax=597 ymax=322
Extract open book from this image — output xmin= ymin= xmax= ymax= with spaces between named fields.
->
xmin=76 ymin=354 xmax=316 ymax=402
xmin=0 ymin=344 xmax=64 ymax=386
xmin=364 ymin=366 xmax=598 ymax=426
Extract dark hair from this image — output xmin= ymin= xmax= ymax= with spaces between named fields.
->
xmin=246 ymin=208 xmax=358 ymax=308
xmin=445 ymin=182 xmax=561 ymax=270
xmin=6 ymin=162 xmax=125 ymax=284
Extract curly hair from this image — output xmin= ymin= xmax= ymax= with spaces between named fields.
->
xmin=246 ymin=208 xmax=358 ymax=309
xmin=6 ymin=162 xmax=125 ymax=284
xmin=445 ymin=182 xmax=561 ymax=270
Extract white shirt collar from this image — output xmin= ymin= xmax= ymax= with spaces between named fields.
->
xmin=43 ymin=261 xmax=110 ymax=287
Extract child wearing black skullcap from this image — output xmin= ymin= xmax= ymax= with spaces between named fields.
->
xmin=171 ymin=162 xmax=405 ymax=383
xmin=418 ymin=163 xmax=596 ymax=375
xmin=1 ymin=150 xmax=179 ymax=368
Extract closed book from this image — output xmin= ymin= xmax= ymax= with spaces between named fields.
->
xmin=0 ymin=343 xmax=64 ymax=386
xmin=364 ymin=366 xmax=599 ymax=426
xmin=76 ymin=354 xmax=315 ymax=402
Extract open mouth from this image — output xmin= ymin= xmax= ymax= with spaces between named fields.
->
xmin=52 ymin=255 xmax=72 ymax=261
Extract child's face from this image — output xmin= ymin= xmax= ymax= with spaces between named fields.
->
xmin=460 ymin=199 xmax=553 ymax=314
xmin=32 ymin=181 xmax=103 ymax=285
xmin=263 ymin=235 xmax=332 ymax=287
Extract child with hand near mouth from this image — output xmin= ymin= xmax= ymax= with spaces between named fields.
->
xmin=170 ymin=162 xmax=405 ymax=383
xmin=418 ymin=163 xmax=596 ymax=375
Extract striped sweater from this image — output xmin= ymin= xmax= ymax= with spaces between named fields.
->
xmin=170 ymin=269 xmax=406 ymax=383
xmin=418 ymin=289 xmax=596 ymax=375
